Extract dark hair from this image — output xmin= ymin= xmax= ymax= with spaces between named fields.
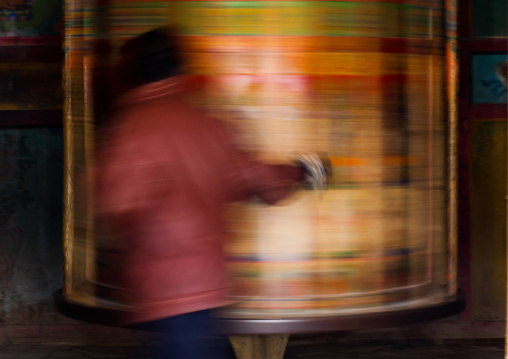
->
xmin=118 ymin=26 xmax=184 ymax=88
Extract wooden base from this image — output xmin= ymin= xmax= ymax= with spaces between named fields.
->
xmin=54 ymin=289 xmax=466 ymax=335
xmin=229 ymin=335 xmax=289 ymax=359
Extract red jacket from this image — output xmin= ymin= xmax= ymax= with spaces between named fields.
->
xmin=94 ymin=76 xmax=303 ymax=324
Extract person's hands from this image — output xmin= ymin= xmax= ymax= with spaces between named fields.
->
xmin=295 ymin=153 xmax=331 ymax=194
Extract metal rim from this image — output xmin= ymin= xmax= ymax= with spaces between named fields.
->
xmin=54 ymin=289 xmax=465 ymax=335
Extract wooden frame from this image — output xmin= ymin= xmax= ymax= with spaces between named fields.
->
xmin=0 ymin=36 xmax=63 ymax=128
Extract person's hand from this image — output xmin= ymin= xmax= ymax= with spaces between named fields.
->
xmin=295 ymin=153 xmax=331 ymax=194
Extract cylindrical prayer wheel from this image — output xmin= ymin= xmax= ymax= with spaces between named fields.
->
xmin=62 ymin=0 xmax=458 ymax=323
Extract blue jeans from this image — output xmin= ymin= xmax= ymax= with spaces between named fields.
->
xmin=133 ymin=309 xmax=236 ymax=359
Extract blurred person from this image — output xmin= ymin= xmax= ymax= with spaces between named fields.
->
xmin=93 ymin=26 xmax=327 ymax=359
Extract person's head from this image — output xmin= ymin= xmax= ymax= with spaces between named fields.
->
xmin=116 ymin=26 xmax=184 ymax=91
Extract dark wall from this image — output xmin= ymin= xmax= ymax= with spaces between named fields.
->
xmin=0 ymin=128 xmax=63 ymax=323
xmin=0 ymin=34 xmax=69 ymax=342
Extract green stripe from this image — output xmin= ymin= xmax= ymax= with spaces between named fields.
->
xmin=110 ymin=2 xmax=171 ymax=9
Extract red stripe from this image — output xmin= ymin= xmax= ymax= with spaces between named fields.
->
xmin=463 ymin=39 xmax=508 ymax=53
xmin=192 ymin=74 xmax=411 ymax=83
xmin=466 ymin=105 xmax=508 ymax=119
xmin=0 ymin=110 xmax=62 ymax=127
xmin=0 ymin=46 xmax=62 ymax=61
xmin=184 ymin=36 xmax=442 ymax=54
xmin=0 ymin=36 xmax=61 ymax=45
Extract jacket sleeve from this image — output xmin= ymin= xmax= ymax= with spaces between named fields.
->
xmin=218 ymin=121 xmax=305 ymax=205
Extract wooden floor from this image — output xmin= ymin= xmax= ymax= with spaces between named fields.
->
xmin=0 ymin=340 xmax=504 ymax=359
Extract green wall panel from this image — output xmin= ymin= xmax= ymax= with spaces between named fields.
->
xmin=472 ymin=0 xmax=507 ymax=37
xmin=471 ymin=120 xmax=507 ymax=320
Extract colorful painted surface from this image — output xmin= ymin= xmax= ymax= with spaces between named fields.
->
xmin=176 ymin=0 xmax=449 ymax=317
xmin=0 ymin=0 xmax=62 ymax=36
xmin=471 ymin=120 xmax=507 ymax=320
xmin=0 ymin=128 xmax=64 ymax=323
xmin=63 ymin=0 xmax=453 ymax=319
xmin=472 ymin=54 xmax=508 ymax=104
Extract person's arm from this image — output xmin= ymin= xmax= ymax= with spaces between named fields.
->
xmin=218 ymin=120 xmax=327 ymax=205
xmin=227 ymin=150 xmax=305 ymax=204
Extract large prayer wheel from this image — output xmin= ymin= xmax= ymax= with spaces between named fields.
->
xmin=59 ymin=0 xmax=462 ymax=332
